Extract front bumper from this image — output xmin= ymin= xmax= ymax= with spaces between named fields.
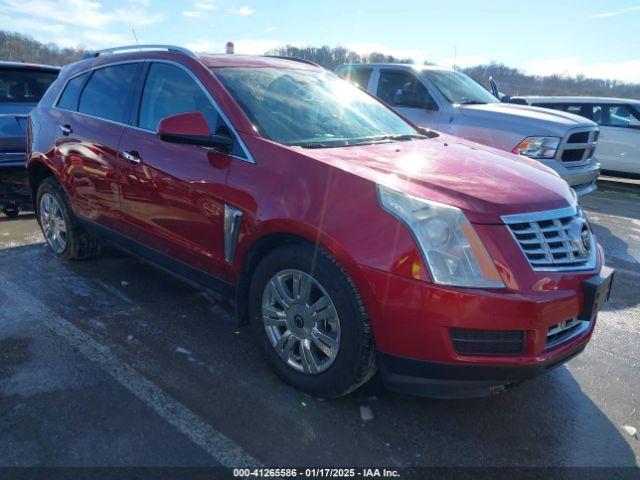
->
xmin=378 ymin=340 xmax=587 ymax=399
xmin=538 ymin=158 xmax=600 ymax=196
xmin=359 ymin=254 xmax=608 ymax=398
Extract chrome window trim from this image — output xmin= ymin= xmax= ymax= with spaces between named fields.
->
xmin=501 ymin=203 xmax=598 ymax=272
xmin=52 ymin=58 xmax=255 ymax=164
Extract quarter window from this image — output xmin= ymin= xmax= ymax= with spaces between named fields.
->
xmin=57 ymin=73 xmax=89 ymax=111
xmin=78 ymin=64 xmax=140 ymax=123
xmin=377 ymin=70 xmax=437 ymax=110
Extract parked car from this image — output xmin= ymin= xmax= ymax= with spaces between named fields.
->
xmin=28 ymin=46 xmax=613 ymax=398
xmin=0 ymin=61 xmax=59 ymax=217
xmin=508 ymin=97 xmax=640 ymax=177
xmin=336 ymin=64 xmax=602 ymax=196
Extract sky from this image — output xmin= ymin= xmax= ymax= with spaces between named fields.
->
xmin=1 ymin=0 xmax=639 ymax=82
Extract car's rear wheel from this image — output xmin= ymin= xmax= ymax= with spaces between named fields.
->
xmin=249 ymin=243 xmax=376 ymax=398
xmin=36 ymin=177 xmax=101 ymax=260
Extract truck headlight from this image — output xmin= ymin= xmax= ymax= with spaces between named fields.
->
xmin=378 ymin=185 xmax=505 ymax=288
xmin=513 ymin=136 xmax=560 ymax=159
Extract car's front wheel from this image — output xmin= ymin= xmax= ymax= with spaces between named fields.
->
xmin=249 ymin=243 xmax=376 ymax=398
xmin=36 ymin=177 xmax=101 ymax=260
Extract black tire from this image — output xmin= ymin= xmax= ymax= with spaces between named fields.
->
xmin=2 ymin=207 xmax=19 ymax=218
xmin=36 ymin=177 xmax=101 ymax=260
xmin=249 ymin=243 xmax=376 ymax=398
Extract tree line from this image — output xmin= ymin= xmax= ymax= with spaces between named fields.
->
xmin=1 ymin=31 xmax=638 ymax=99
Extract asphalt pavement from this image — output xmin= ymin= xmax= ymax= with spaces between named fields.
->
xmin=0 ymin=184 xmax=639 ymax=475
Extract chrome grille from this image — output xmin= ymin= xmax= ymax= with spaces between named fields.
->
xmin=557 ymin=127 xmax=599 ymax=164
xmin=502 ymin=205 xmax=596 ymax=271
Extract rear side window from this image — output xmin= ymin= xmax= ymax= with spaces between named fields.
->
xmin=340 ymin=67 xmax=372 ymax=89
xmin=139 ymin=63 xmax=245 ymax=158
xmin=377 ymin=70 xmax=437 ymax=110
xmin=78 ymin=63 xmax=140 ymax=123
xmin=56 ymin=73 xmax=89 ymax=111
xmin=0 ymin=68 xmax=58 ymax=103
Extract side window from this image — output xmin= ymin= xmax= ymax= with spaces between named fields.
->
xmin=599 ymin=104 xmax=640 ymax=128
xmin=138 ymin=63 xmax=244 ymax=157
xmin=78 ymin=63 xmax=140 ymax=123
xmin=341 ymin=67 xmax=373 ymax=89
xmin=377 ymin=70 xmax=437 ymax=110
xmin=56 ymin=73 xmax=89 ymax=111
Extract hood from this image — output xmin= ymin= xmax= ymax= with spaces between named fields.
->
xmin=292 ymin=133 xmax=574 ymax=224
xmin=459 ymin=102 xmax=597 ymax=137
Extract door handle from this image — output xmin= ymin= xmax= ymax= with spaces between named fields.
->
xmin=59 ymin=124 xmax=72 ymax=136
xmin=122 ymin=150 xmax=142 ymax=165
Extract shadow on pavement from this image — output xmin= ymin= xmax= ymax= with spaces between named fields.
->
xmin=0 ymin=243 xmax=637 ymax=468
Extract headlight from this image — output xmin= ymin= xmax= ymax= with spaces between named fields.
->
xmin=378 ymin=185 xmax=504 ymax=288
xmin=513 ymin=136 xmax=560 ymax=159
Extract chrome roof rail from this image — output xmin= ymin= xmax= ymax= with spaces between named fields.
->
xmin=82 ymin=45 xmax=196 ymax=60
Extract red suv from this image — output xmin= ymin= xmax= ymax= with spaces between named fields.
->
xmin=27 ymin=45 xmax=613 ymax=398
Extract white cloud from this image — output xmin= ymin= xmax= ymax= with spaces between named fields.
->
xmin=193 ymin=0 xmax=217 ymax=10
xmin=0 ymin=0 xmax=162 ymax=48
xmin=523 ymin=57 xmax=640 ymax=83
xmin=0 ymin=15 xmax=66 ymax=34
xmin=227 ymin=6 xmax=254 ymax=16
xmin=344 ymin=42 xmax=434 ymax=64
xmin=589 ymin=5 xmax=640 ymax=18
xmin=0 ymin=0 xmax=162 ymax=31
xmin=182 ymin=10 xmax=203 ymax=17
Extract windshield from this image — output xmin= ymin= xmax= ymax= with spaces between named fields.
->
xmin=0 ymin=68 xmax=58 ymax=104
xmin=213 ymin=67 xmax=422 ymax=147
xmin=423 ymin=70 xmax=499 ymax=105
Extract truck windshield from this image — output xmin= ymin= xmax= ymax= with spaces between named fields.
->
xmin=0 ymin=68 xmax=58 ymax=104
xmin=213 ymin=67 xmax=423 ymax=148
xmin=422 ymin=70 xmax=499 ymax=105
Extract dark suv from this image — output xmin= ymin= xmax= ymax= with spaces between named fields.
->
xmin=1 ymin=61 xmax=59 ymax=217
xmin=27 ymin=45 xmax=612 ymax=399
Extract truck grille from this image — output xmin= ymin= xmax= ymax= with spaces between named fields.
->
xmin=557 ymin=127 xmax=598 ymax=163
xmin=502 ymin=205 xmax=597 ymax=271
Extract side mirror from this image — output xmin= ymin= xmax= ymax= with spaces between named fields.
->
xmin=157 ymin=112 xmax=232 ymax=153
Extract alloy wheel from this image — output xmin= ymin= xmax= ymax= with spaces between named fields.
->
xmin=39 ymin=192 xmax=67 ymax=253
xmin=262 ymin=269 xmax=341 ymax=374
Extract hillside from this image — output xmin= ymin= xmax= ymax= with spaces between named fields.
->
xmin=0 ymin=31 xmax=86 ymax=66
xmin=1 ymin=32 xmax=638 ymax=99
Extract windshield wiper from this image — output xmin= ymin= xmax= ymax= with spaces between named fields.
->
xmin=458 ymin=100 xmax=487 ymax=105
xmin=297 ymin=141 xmax=350 ymax=149
xmin=350 ymin=134 xmax=428 ymax=145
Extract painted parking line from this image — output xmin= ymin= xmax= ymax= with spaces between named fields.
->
xmin=0 ymin=279 xmax=261 ymax=469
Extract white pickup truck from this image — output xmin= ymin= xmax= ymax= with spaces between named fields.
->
xmin=336 ymin=64 xmax=601 ymax=196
